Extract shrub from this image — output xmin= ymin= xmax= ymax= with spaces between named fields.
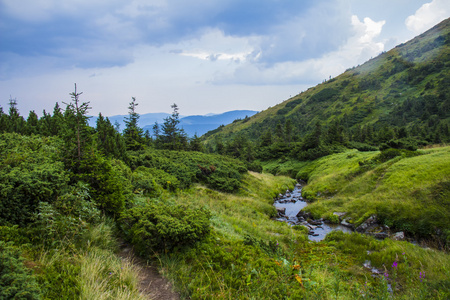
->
xmin=379 ymin=138 xmax=418 ymax=151
xmin=30 ymin=183 xmax=101 ymax=248
xmin=247 ymin=160 xmax=263 ymax=173
xmin=0 ymin=133 xmax=68 ymax=225
xmin=346 ymin=141 xmax=378 ymax=152
xmin=0 ymin=241 xmax=42 ymax=300
xmin=121 ymin=201 xmax=211 ymax=253
xmin=132 ymin=166 xmax=179 ymax=194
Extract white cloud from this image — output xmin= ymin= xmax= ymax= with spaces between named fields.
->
xmin=405 ymin=0 xmax=449 ymax=34
xmin=175 ymin=28 xmax=259 ymax=62
xmin=212 ymin=15 xmax=386 ymax=85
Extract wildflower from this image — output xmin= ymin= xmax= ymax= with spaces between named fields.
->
xmin=392 ymin=261 xmax=398 ymax=269
xmin=384 ymin=272 xmax=389 ymax=278
xmin=419 ymin=271 xmax=425 ymax=282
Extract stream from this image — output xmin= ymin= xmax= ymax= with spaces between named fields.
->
xmin=274 ymin=183 xmax=353 ymax=241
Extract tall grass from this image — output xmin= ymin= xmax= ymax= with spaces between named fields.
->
xmin=34 ymin=221 xmax=147 ymax=300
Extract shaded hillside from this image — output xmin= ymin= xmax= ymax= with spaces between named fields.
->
xmin=203 ymin=18 xmax=450 ymax=157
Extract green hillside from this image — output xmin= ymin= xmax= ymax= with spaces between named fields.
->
xmin=203 ymin=18 xmax=450 ymax=159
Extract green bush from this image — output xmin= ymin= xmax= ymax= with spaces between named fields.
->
xmin=30 ymin=183 xmax=101 ymax=248
xmin=379 ymin=138 xmax=418 ymax=151
xmin=121 ymin=201 xmax=211 ymax=253
xmin=77 ymin=156 xmax=131 ymax=216
xmin=346 ymin=141 xmax=378 ymax=151
xmin=132 ymin=166 xmax=180 ymax=193
xmin=0 ymin=241 xmax=42 ymax=300
xmin=128 ymin=149 xmax=247 ymax=192
xmin=0 ymin=133 xmax=68 ymax=225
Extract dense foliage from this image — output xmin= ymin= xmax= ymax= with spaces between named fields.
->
xmin=121 ymin=201 xmax=211 ymax=253
xmin=0 ymin=241 xmax=42 ymax=299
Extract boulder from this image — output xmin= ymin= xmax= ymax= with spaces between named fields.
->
xmin=333 ymin=212 xmax=347 ymax=220
xmin=276 ymin=207 xmax=286 ymax=216
xmin=356 ymin=215 xmax=378 ymax=233
xmin=297 ymin=210 xmax=312 ymax=219
xmin=392 ymin=231 xmax=405 ymax=241
xmin=309 ymin=219 xmax=323 ymax=226
xmin=373 ymin=232 xmax=389 ymax=239
xmin=340 ymin=219 xmax=354 ymax=229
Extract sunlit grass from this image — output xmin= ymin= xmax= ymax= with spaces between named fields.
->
xmin=294 ymin=146 xmax=450 ymax=241
xmin=33 ymin=221 xmax=147 ymax=300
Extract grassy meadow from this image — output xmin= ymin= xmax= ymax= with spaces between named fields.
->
xmin=146 ymin=169 xmax=450 ymax=299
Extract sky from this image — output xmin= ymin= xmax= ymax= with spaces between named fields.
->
xmin=0 ymin=0 xmax=449 ymax=117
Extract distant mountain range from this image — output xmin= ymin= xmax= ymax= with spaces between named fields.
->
xmin=88 ymin=110 xmax=258 ymax=137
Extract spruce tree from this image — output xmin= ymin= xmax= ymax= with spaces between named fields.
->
xmin=123 ymin=97 xmax=144 ymax=151
xmin=62 ymin=84 xmax=93 ymax=173
xmin=160 ymin=103 xmax=187 ymax=150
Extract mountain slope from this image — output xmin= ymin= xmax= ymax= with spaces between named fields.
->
xmin=203 ymin=18 xmax=450 ymax=150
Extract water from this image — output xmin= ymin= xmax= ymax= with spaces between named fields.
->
xmin=274 ymin=184 xmax=353 ymax=241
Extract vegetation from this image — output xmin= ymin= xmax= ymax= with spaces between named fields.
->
xmin=202 ymin=18 xmax=450 ymax=163
xmin=1 ymin=17 xmax=450 ymax=299
xmin=263 ymin=147 xmax=450 ymax=245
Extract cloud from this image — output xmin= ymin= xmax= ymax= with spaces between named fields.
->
xmin=175 ymin=28 xmax=259 ymax=63
xmin=212 ymin=15 xmax=386 ymax=85
xmin=405 ymin=0 xmax=450 ymax=34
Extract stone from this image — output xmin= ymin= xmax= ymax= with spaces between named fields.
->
xmin=373 ymin=232 xmax=389 ymax=239
xmin=356 ymin=215 xmax=378 ymax=233
xmin=276 ymin=207 xmax=286 ymax=215
xmin=333 ymin=212 xmax=347 ymax=220
xmin=341 ymin=219 xmax=354 ymax=229
xmin=392 ymin=231 xmax=405 ymax=241
xmin=309 ymin=219 xmax=323 ymax=226
xmin=296 ymin=210 xmax=312 ymax=219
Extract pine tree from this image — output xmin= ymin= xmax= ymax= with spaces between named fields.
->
xmin=8 ymin=97 xmax=26 ymax=134
xmin=189 ymin=134 xmax=204 ymax=152
xmin=160 ymin=103 xmax=187 ymax=150
xmin=0 ymin=106 xmax=8 ymax=133
xmin=62 ymin=84 xmax=93 ymax=172
xmin=25 ymin=111 xmax=39 ymax=135
xmin=123 ymin=97 xmax=144 ymax=151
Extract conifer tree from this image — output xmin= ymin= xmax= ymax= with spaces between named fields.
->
xmin=189 ymin=134 xmax=204 ymax=152
xmin=0 ymin=106 xmax=8 ymax=132
xmin=7 ymin=97 xmax=26 ymax=133
xmin=123 ymin=97 xmax=144 ymax=151
xmin=62 ymin=84 xmax=93 ymax=172
xmin=25 ymin=111 xmax=39 ymax=135
xmin=160 ymin=103 xmax=187 ymax=150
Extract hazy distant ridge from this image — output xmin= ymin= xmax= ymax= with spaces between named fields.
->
xmin=89 ymin=110 xmax=258 ymax=137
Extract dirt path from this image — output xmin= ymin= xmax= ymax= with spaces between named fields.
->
xmin=119 ymin=244 xmax=180 ymax=300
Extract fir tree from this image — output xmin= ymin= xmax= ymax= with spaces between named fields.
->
xmin=123 ymin=97 xmax=144 ymax=151
xmin=160 ymin=103 xmax=187 ymax=150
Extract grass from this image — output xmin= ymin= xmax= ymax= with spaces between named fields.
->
xmin=6 ymin=158 xmax=449 ymax=299
xmin=278 ymin=146 xmax=450 ymax=244
xmin=144 ymin=170 xmax=450 ymax=299
xmin=28 ymin=221 xmax=147 ymax=300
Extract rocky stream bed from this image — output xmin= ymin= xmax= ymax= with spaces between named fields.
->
xmin=273 ymin=183 xmax=406 ymax=242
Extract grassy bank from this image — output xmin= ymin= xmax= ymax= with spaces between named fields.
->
xmin=264 ymin=146 xmax=450 ymax=245
xmin=147 ymin=171 xmax=449 ymax=299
